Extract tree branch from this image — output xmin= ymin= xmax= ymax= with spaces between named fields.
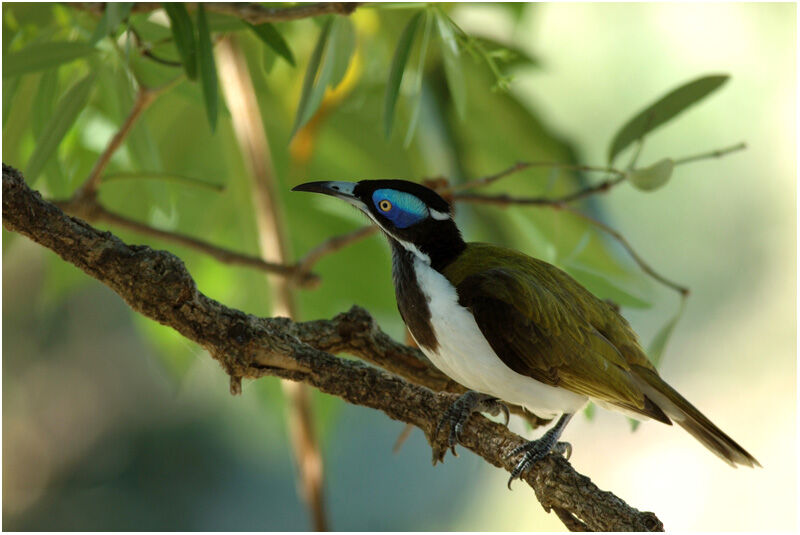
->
xmin=74 ymin=2 xmax=361 ymax=24
xmin=3 ymin=164 xmax=664 ymax=532
xmin=293 ymin=225 xmax=378 ymax=284
xmin=74 ymin=84 xmax=157 ymax=201
xmin=54 ymin=198 xmax=320 ymax=287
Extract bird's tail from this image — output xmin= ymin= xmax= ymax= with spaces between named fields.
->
xmin=631 ymin=365 xmax=760 ymax=468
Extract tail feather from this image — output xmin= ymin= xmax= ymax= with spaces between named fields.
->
xmin=631 ymin=365 xmax=760 ymax=468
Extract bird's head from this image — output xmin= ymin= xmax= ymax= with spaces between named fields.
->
xmin=292 ymin=179 xmax=465 ymax=269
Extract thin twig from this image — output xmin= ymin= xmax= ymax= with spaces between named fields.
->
xmin=673 ymin=142 xmax=746 ymax=166
xmin=75 ymin=85 xmax=156 ymax=200
xmin=74 ymin=2 xmax=361 ymax=23
xmin=55 ymin=200 xmax=319 ymax=286
xmin=127 ymin=24 xmax=183 ymax=67
xmin=103 ymin=172 xmax=225 ymax=191
xmin=559 ymin=204 xmax=690 ymax=296
xmin=392 ymin=423 xmax=415 ymax=454
xmin=447 ymin=161 xmax=626 ymax=194
xmin=451 ymin=176 xmax=626 ymax=206
xmin=293 ymin=225 xmax=377 ymax=284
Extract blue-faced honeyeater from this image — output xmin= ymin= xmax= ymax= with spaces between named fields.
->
xmin=293 ymin=179 xmax=759 ymax=485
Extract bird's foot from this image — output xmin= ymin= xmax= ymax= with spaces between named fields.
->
xmin=505 ymin=412 xmax=575 ymax=489
xmin=433 ymin=391 xmax=510 ymax=462
xmin=505 ymin=437 xmax=572 ymax=489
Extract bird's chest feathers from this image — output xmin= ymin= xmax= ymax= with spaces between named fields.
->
xmin=392 ymin=249 xmax=503 ymax=391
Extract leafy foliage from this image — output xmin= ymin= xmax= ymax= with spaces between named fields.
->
xmin=247 ymin=22 xmax=295 ymax=67
xmin=1 ymin=1 xmax=733 ymax=444
xmin=608 ymin=74 xmax=729 ymax=164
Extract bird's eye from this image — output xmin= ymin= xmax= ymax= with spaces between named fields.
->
xmin=378 ymin=199 xmax=392 ymax=212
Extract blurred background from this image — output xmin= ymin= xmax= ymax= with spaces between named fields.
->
xmin=3 ymin=2 xmax=795 ymax=531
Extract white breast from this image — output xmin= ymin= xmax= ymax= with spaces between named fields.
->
xmin=412 ymin=258 xmax=588 ymax=418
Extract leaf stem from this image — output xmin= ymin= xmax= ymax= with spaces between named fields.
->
xmin=673 ymin=141 xmax=746 ymax=166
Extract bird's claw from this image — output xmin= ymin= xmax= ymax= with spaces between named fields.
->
xmin=505 ymin=440 xmax=572 ymax=489
xmin=433 ymin=391 xmax=510 ymax=461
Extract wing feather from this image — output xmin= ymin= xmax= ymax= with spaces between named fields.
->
xmin=452 ymin=260 xmax=668 ymax=423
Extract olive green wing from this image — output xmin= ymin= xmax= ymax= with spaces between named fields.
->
xmin=455 ymin=267 xmax=669 ymax=422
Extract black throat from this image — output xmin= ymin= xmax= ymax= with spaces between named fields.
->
xmin=388 ymin=229 xmax=465 ymax=353
xmin=390 ymin=242 xmax=439 ymax=352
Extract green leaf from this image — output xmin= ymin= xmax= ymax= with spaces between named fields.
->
xmin=436 ymin=11 xmax=466 ymax=119
xmin=261 ymin=45 xmax=278 ymax=76
xmin=204 ymin=12 xmax=245 ymax=32
xmin=607 ymin=74 xmax=730 ymax=164
xmin=330 ymin=18 xmax=355 ymax=87
xmin=627 ymin=158 xmax=674 ymax=191
xmin=163 ymin=3 xmax=197 ymax=80
xmin=404 ymin=10 xmax=433 ymax=148
xmin=648 ymin=299 xmax=686 ymax=369
xmin=33 ymin=69 xmax=59 ymax=137
xmin=384 ymin=11 xmax=423 ymax=138
xmin=2 ymin=41 xmax=95 ymax=77
xmin=89 ymin=2 xmax=134 ymax=45
xmin=290 ymin=17 xmax=334 ymax=138
xmin=564 ymin=263 xmax=652 ymax=309
xmin=26 ymin=74 xmax=94 ymax=183
xmin=2 ymin=76 xmax=20 ymax=127
xmin=247 ymin=22 xmax=295 ymax=67
xmin=583 ymin=402 xmax=596 ymax=421
xmin=196 ymin=4 xmax=218 ymax=132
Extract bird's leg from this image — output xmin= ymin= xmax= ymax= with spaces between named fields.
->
xmin=435 ymin=391 xmax=510 ymax=457
xmin=505 ymin=412 xmax=574 ymax=489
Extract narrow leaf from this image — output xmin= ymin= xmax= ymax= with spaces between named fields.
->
xmin=26 ymin=74 xmax=95 ymax=183
xmin=248 ymin=22 xmax=295 ymax=66
xmin=290 ymin=18 xmax=334 ymax=138
xmin=89 ymin=2 xmax=134 ymax=44
xmin=33 ymin=69 xmax=59 ymax=137
xmin=608 ymin=74 xmax=730 ymax=164
xmin=163 ymin=3 xmax=197 ymax=80
xmin=627 ymin=158 xmax=674 ymax=191
xmin=2 ymin=41 xmax=95 ymax=77
xmin=647 ymin=299 xmax=687 ymax=369
xmin=330 ymin=18 xmax=355 ymax=87
xmin=196 ymin=4 xmax=218 ymax=132
xmin=404 ymin=10 xmax=433 ymax=148
xmin=436 ymin=12 xmax=466 ymax=119
xmin=3 ymin=76 xmax=20 ymax=127
xmin=261 ymin=45 xmax=277 ymax=75
xmin=384 ymin=11 xmax=423 ymax=138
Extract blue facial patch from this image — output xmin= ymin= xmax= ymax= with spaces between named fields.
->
xmin=372 ymin=189 xmax=427 ymax=228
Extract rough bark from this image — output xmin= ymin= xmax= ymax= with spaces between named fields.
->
xmin=2 ymin=164 xmax=663 ymax=532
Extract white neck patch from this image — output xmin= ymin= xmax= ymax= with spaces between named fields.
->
xmin=392 ymin=236 xmax=430 ymax=264
xmin=429 ymin=208 xmax=451 ymax=221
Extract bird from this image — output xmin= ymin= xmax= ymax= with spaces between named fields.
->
xmin=292 ymin=179 xmax=760 ymax=485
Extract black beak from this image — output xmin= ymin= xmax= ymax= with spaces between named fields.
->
xmin=292 ymin=181 xmax=358 ymax=202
